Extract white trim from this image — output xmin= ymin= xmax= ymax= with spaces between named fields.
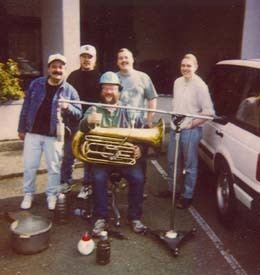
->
xmin=233 ymin=184 xmax=253 ymax=209
xmin=217 ymin=59 xmax=260 ymax=69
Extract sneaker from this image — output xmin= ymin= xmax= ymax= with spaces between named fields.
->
xmin=176 ymin=197 xmax=192 ymax=209
xmin=20 ymin=193 xmax=33 ymax=210
xmin=77 ymin=185 xmax=93 ymax=199
xmin=47 ymin=195 xmax=57 ymax=210
xmin=92 ymin=219 xmax=107 ymax=237
xmin=60 ymin=183 xmax=72 ymax=194
xmin=131 ymin=220 xmax=148 ymax=234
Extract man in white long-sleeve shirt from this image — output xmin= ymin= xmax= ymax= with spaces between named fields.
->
xmin=165 ymin=53 xmax=215 ymax=209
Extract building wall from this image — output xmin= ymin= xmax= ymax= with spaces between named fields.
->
xmin=80 ymin=0 xmax=245 ymax=94
xmin=0 ymin=0 xmax=41 ymax=71
xmin=4 ymin=0 xmax=40 ymax=17
xmin=41 ymin=0 xmax=80 ymax=77
xmin=133 ymin=1 xmax=244 ymax=93
xmin=241 ymin=0 xmax=260 ymax=58
xmin=2 ymin=0 xmax=260 ymax=91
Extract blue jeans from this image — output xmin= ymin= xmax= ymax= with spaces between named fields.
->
xmin=167 ymin=127 xmax=202 ymax=199
xmin=23 ymin=133 xmax=63 ymax=196
xmin=61 ymin=131 xmax=91 ymax=185
xmin=91 ymin=163 xmax=145 ymax=220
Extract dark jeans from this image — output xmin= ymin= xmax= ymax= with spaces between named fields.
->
xmin=167 ymin=127 xmax=202 ymax=199
xmin=61 ymin=130 xmax=91 ymax=185
xmin=91 ymin=162 xmax=145 ymax=220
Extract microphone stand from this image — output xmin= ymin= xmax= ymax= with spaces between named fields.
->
xmin=150 ymin=115 xmax=195 ymax=256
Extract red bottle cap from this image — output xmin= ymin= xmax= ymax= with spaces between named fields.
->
xmin=82 ymin=232 xmax=91 ymax=241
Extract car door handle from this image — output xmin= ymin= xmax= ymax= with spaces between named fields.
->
xmin=215 ymin=130 xmax=223 ymax=137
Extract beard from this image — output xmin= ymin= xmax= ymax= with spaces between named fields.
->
xmin=101 ymin=94 xmax=118 ymax=104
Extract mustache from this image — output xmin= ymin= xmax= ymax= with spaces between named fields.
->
xmin=52 ymin=71 xmax=63 ymax=75
xmin=120 ymin=61 xmax=129 ymax=66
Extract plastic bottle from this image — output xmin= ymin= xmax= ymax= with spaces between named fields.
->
xmin=77 ymin=232 xmax=95 ymax=255
xmin=54 ymin=193 xmax=69 ymax=224
xmin=96 ymin=231 xmax=110 ymax=265
xmin=56 ymin=107 xmax=65 ymax=142
xmin=56 ymin=121 xmax=65 ymax=142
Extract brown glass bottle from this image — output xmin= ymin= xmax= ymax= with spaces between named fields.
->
xmin=96 ymin=231 xmax=110 ymax=265
xmin=54 ymin=193 xmax=69 ymax=224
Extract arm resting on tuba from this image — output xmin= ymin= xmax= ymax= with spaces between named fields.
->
xmin=72 ymin=118 xmax=165 ymax=166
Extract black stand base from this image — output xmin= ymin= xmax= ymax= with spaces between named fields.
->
xmin=149 ymin=228 xmax=196 ymax=256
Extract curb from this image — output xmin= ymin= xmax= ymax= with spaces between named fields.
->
xmin=0 ymin=139 xmax=23 ymax=152
xmin=0 ymin=162 xmax=84 ymax=181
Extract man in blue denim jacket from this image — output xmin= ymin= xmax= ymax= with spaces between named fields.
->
xmin=18 ymin=53 xmax=82 ymax=210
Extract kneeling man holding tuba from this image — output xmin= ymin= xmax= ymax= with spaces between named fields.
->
xmin=78 ymin=71 xmax=152 ymax=236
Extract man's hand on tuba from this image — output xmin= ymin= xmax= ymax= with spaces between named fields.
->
xmin=87 ymin=107 xmax=102 ymax=127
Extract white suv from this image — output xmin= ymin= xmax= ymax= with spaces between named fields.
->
xmin=199 ymin=59 xmax=260 ymax=224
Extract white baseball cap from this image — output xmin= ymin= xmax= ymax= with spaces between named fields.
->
xmin=80 ymin=45 xmax=96 ymax=57
xmin=48 ymin=53 xmax=67 ymax=65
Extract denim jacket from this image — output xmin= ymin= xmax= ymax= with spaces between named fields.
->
xmin=18 ymin=76 xmax=82 ymax=136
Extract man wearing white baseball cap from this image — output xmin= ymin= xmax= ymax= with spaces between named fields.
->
xmin=18 ymin=53 xmax=82 ymax=210
xmin=60 ymin=45 xmax=100 ymax=197
xmin=79 ymin=44 xmax=97 ymax=57
xmin=47 ymin=53 xmax=67 ymax=65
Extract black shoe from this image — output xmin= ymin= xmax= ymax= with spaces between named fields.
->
xmin=143 ymin=193 xmax=148 ymax=200
xmin=176 ymin=197 xmax=192 ymax=209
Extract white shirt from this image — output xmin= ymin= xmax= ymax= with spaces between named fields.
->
xmin=171 ymin=74 xmax=215 ymax=129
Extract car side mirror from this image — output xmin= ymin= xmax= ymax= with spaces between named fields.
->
xmin=212 ymin=116 xmax=228 ymax=125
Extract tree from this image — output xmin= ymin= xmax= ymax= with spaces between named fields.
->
xmin=0 ymin=59 xmax=24 ymax=102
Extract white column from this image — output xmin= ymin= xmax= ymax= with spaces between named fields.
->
xmin=41 ymin=0 xmax=80 ymax=76
xmin=241 ymin=0 xmax=260 ymax=58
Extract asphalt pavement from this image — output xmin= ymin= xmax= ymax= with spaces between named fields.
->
xmin=0 ymin=136 xmax=241 ymax=275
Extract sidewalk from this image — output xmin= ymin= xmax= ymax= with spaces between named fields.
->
xmin=0 ymin=141 xmax=84 ymax=181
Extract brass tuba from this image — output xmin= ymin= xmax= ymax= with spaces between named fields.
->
xmin=72 ymin=118 xmax=165 ymax=166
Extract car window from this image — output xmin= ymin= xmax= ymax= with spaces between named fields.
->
xmin=236 ymin=71 xmax=260 ymax=134
xmin=208 ymin=65 xmax=247 ymax=117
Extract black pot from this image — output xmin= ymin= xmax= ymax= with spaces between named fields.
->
xmin=10 ymin=215 xmax=52 ymax=255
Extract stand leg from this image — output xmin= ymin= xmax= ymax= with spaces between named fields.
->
xmin=148 ymin=115 xmax=195 ymax=256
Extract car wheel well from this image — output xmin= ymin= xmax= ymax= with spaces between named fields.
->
xmin=214 ymin=154 xmax=230 ymax=175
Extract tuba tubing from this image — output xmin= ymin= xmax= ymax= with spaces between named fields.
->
xmin=72 ymin=118 xmax=165 ymax=165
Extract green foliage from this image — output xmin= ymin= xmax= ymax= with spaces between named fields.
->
xmin=0 ymin=59 xmax=24 ymax=102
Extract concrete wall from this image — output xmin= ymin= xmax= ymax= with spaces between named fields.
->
xmin=241 ymin=0 xmax=260 ymax=58
xmin=0 ymin=100 xmax=23 ymax=140
xmin=5 ymin=0 xmax=40 ymax=17
xmin=41 ymin=0 xmax=80 ymax=76
xmin=133 ymin=1 xmax=244 ymax=92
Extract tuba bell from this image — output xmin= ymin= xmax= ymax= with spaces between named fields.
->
xmin=72 ymin=118 xmax=165 ymax=166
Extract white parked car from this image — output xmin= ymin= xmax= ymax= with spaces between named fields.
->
xmin=199 ymin=59 xmax=260 ymax=224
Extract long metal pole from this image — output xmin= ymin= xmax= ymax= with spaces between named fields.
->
xmin=59 ymin=99 xmax=215 ymax=121
xmin=170 ymin=129 xmax=180 ymax=230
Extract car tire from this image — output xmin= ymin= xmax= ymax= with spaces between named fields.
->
xmin=216 ymin=164 xmax=236 ymax=226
